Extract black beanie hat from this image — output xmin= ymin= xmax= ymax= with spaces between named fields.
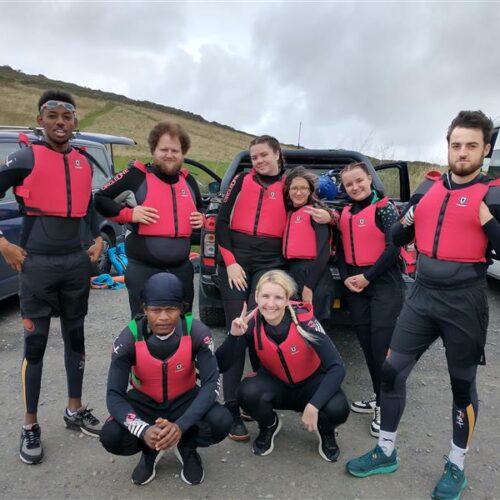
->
xmin=141 ymin=273 xmax=184 ymax=308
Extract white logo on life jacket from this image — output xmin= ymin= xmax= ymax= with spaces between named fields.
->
xmin=457 ymin=196 xmax=468 ymax=207
xmin=290 ymin=345 xmax=299 ymax=354
xmin=180 ymin=189 xmax=187 ymax=197
xmin=269 ymin=191 xmax=276 ymax=199
xmin=358 ymin=218 xmax=366 ymax=226
xmin=295 ymin=215 xmax=302 ymax=223
xmin=176 ymin=363 xmax=184 ymax=371
xmin=74 ymin=159 xmax=82 ymax=168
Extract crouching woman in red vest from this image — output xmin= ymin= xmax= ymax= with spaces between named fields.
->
xmin=282 ymin=167 xmax=334 ymax=322
xmin=100 ymin=273 xmax=231 ymax=487
xmin=337 ymin=162 xmax=404 ymax=438
xmin=216 ymin=270 xmax=349 ymax=462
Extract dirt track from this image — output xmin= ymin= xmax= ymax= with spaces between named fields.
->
xmin=0 ymin=277 xmax=499 ymax=499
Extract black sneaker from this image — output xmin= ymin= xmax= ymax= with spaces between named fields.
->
xmin=175 ymin=443 xmax=204 ymax=485
xmin=131 ymin=448 xmax=165 ymax=485
xmin=351 ymin=394 xmax=376 ymax=414
xmin=19 ymin=424 xmax=43 ymax=465
xmin=252 ymin=413 xmax=282 ymax=456
xmin=64 ymin=406 xmax=101 ymax=437
xmin=316 ymin=417 xmax=340 ymax=462
xmin=225 ymin=401 xmax=250 ymax=442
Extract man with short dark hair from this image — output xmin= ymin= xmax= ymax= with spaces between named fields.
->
xmin=99 ymin=272 xmax=231 ymax=486
xmin=346 ymin=110 xmax=500 ymax=500
xmin=0 ymin=89 xmax=104 ymax=465
xmin=95 ymin=121 xmax=204 ymax=317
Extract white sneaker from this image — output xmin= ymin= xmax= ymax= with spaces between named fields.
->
xmin=351 ymin=394 xmax=376 ymax=414
xmin=370 ymin=406 xmax=381 ymax=437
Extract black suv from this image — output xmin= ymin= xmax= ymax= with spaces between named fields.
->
xmin=0 ymin=128 xmax=136 ymax=300
xmin=197 ymin=148 xmax=413 ymax=326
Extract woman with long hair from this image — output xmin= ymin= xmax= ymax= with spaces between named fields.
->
xmin=337 ymin=162 xmax=404 ymax=438
xmin=216 ymin=270 xmax=349 ymax=462
xmin=215 ymin=136 xmax=331 ymax=440
xmin=283 ymin=166 xmax=334 ymax=322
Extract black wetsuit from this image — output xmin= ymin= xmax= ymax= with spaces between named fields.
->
xmin=94 ymin=165 xmax=203 ymax=316
xmin=0 ymin=142 xmax=100 ymax=414
xmin=215 ymin=171 xmax=286 ymax=402
xmin=216 ymin=309 xmax=349 ymax=428
xmin=100 ymin=315 xmax=231 ymax=455
xmin=381 ymin=172 xmax=500 ymax=450
xmin=285 ymin=206 xmax=333 ymax=321
xmin=337 ymin=194 xmax=404 ymax=406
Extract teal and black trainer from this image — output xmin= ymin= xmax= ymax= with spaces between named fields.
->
xmin=431 ymin=458 xmax=468 ymax=500
xmin=346 ymin=445 xmax=399 ymax=478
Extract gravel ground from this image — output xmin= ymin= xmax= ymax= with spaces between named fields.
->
xmin=0 ymin=277 xmax=499 ymax=500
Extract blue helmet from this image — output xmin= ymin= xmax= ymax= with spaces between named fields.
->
xmin=317 ymin=174 xmax=339 ymax=201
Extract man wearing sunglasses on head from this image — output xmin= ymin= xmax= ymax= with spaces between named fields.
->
xmin=0 ymin=90 xmax=104 ymax=465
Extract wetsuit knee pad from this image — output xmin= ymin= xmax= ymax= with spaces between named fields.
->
xmin=380 ymin=360 xmax=399 ymax=393
xmin=24 ymin=334 xmax=48 ymax=363
xmin=450 ymin=377 xmax=472 ymax=407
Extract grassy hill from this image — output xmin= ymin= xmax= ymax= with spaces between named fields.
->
xmin=0 ymin=65 xmax=442 ymax=188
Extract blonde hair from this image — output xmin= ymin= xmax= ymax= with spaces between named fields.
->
xmin=255 ymin=270 xmax=317 ymax=343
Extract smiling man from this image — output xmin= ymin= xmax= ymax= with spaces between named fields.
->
xmin=100 ymin=272 xmax=231 ymax=486
xmin=0 ymin=90 xmax=104 ymax=465
xmin=95 ymin=121 xmax=204 ymax=317
xmin=346 ymin=110 xmax=500 ymax=500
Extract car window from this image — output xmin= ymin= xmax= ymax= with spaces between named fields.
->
xmin=0 ymin=142 xmax=21 ymax=203
xmin=82 ymin=145 xmax=113 ymax=190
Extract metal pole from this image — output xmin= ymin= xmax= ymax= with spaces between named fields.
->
xmin=297 ymin=121 xmax=302 ymax=148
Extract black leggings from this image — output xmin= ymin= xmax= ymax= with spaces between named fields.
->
xmin=22 ymin=315 xmax=86 ymax=414
xmin=237 ymin=370 xmax=350 ymax=427
xmin=380 ymin=350 xmax=479 ymax=449
xmin=100 ymin=402 xmax=231 ymax=455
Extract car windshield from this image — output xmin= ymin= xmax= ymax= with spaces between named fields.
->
xmin=82 ymin=144 xmax=113 ymax=190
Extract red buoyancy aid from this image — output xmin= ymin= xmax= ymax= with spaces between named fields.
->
xmin=14 ymin=143 xmax=92 ymax=217
xmin=129 ymin=315 xmax=196 ymax=403
xmin=339 ymin=198 xmax=388 ymax=266
xmin=230 ymin=172 xmax=286 ymax=238
xmin=132 ymin=161 xmax=197 ymax=237
xmin=253 ymin=302 xmax=321 ymax=384
xmin=414 ymin=179 xmax=491 ymax=263
xmin=282 ymin=205 xmax=317 ymax=259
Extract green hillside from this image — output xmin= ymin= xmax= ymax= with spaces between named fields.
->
xmin=0 ymin=65 xmax=441 ymax=188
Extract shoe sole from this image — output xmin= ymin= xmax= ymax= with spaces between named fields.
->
xmin=64 ymin=421 xmax=100 ymax=438
xmin=347 ymin=459 xmax=400 ymax=478
xmin=431 ymin=477 xmax=468 ymax=500
xmin=350 ymin=404 xmax=376 ymax=414
xmin=174 ymin=446 xmax=205 ymax=485
xmin=252 ymin=418 xmax=282 ymax=456
xmin=19 ymin=452 xmax=44 ymax=465
xmin=131 ymin=450 xmax=165 ymax=486
xmin=315 ymin=430 xmax=339 ymax=462
xmin=228 ymin=432 xmax=250 ymax=442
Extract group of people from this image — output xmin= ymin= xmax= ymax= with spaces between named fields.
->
xmin=0 ymin=89 xmax=497 ymax=500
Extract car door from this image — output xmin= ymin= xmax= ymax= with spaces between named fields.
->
xmin=183 ymin=158 xmax=222 ymax=246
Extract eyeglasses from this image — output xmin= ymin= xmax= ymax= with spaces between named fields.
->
xmin=39 ymin=100 xmax=76 ymax=113
xmin=289 ymin=186 xmax=311 ymax=193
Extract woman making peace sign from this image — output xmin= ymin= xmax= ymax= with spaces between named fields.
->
xmin=216 ymin=270 xmax=350 ymax=462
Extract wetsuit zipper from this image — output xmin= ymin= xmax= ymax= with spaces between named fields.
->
xmin=64 ymin=154 xmax=71 ymax=217
xmin=276 ymin=346 xmax=294 ymax=384
xmin=432 ymin=193 xmax=451 ymax=258
xmin=253 ymin=188 xmax=265 ymax=236
xmin=171 ymin=185 xmax=178 ymax=237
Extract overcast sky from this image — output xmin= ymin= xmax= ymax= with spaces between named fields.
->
xmin=1 ymin=1 xmax=499 ymax=164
